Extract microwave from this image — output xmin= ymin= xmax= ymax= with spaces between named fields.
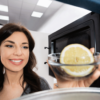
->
xmin=48 ymin=12 xmax=100 ymax=87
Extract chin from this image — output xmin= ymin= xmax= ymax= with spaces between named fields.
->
xmin=6 ymin=67 xmax=24 ymax=73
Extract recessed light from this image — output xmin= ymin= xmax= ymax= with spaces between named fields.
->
xmin=0 ymin=15 xmax=9 ymax=20
xmin=37 ymin=0 xmax=52 ymax=8
xmin=0 ymin=5 xmax=8 ymax=12
xmin=31 ymin=11 xmax=43 ymax=18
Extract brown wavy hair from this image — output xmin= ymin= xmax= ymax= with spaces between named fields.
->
xmin=0 ymin=23 xmax=41 ymax=93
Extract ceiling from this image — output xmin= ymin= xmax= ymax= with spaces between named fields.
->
xmin=0 ymin=0 xmax=63 ymax=32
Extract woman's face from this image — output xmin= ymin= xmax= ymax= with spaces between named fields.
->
xmin=0 ymin=31 xmax=29 ymax=72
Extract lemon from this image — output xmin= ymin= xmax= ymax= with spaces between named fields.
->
xmin=60 ymin=44 xmax=94 ymax=77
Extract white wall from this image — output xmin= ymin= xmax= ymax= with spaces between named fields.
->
xmin=29 ymin=30 xmax=53 ymax=88
xmin=38 ymin=3 xmax=91 ymax=34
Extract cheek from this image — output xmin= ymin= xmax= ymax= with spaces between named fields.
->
xmin=1 ymin=50 xmax=12 ymax=69
xmin=1 ymin=49 xmax=11 ymax=60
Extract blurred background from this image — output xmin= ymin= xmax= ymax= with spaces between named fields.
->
xmin=0 ymin=0 xmax=91 ymax=88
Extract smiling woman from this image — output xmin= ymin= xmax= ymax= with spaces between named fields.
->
xmin=0 ymin=23 xmax=51 ymax=100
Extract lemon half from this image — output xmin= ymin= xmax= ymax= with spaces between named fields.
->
xmin=60 ymin=44 xmax=94 ymax=77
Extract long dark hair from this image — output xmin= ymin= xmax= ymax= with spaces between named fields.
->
xmin=0 ymin=23 xmax=41 ymax=93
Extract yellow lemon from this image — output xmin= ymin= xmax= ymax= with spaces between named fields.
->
xmin=60 ymin=44 xmax=94 ymax=77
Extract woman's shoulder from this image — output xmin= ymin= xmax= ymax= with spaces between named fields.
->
xmin=39 ymin=77 xmax=51 ymax=90
xmin=21 ymin=77 xmax=51 ymax=96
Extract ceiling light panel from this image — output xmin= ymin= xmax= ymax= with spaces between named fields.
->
xmin=37 ymin=0 xmax=52 ymax=8
xmin=31 ymin=11 xmax=43 ymax=18
xmin=0 ymin=5 xmax=8 ymax=12
xmin=0 ymin=15 xmax=9 ymax=20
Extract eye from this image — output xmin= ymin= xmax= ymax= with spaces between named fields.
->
xmin=5 ymin=45 xmax=13 ymax=48
xmin=22 ymin=46 xmax=29 ymax=49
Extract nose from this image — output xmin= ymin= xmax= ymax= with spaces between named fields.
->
xmin=13 ymin=47 xmax=22 ymax=56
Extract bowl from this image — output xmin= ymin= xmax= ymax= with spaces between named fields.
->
xmin=48 ymin=52 xmax=100 ymax=80
xmin=13 ymin=88 xmax=100 ymax=100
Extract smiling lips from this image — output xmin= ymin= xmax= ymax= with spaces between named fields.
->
xmin=9 ymin=59 xmax=23 ymax=65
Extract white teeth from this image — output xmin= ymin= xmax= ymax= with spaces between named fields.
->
xmin=11 ymin=60 xmax=22 ymax=62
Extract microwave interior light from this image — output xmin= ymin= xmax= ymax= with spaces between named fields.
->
xmin=0 ymin=5 xmax=8 ymax=12
xmin=31 ymin=11 xmax=43 ymax=18
xmin=37 ymin=0 xmax=52 ymax=8
xmin=0 ymin=15 xmax=9 ymax=20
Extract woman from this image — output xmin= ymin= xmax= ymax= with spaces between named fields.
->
xmin=0 ymin=23 xmax=51 ymax=100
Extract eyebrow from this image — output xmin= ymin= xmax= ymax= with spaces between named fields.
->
xmin=3 ymin=40 xmax=28 ymax=44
